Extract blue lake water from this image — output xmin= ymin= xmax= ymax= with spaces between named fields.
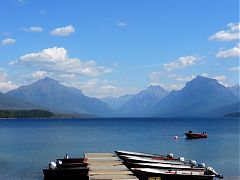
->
xmin=0 ymin=117 xmax=239 ymax=179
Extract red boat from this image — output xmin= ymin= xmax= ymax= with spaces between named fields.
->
xmin=185 ymin=131 xmax=208 ymax=139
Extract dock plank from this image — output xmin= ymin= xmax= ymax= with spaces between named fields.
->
xmin=89 ymin=165 xmax=128 ymax=171
xmin=85 ymin=153 xmax=116 ymax=158
xmin=90 ymin=174 xmax=138 ymax=180
xmin=85 ymin=153 xmax=138 ymax=180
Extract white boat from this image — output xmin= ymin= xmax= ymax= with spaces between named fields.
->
xmin=127 ymin=162 xmax=204 ymax=170
xmin=131 ymin=167 xmax=220 ymax=180
xmin=115 ymin=150 xmax=164 ymax=158
xmin=118 ymin=155 xmax=184 ymax=165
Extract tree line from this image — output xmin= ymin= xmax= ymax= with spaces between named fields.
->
xmin=0 ymin=109 xmax=55 ymax=118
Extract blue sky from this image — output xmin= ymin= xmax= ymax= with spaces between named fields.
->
xmin=0 ymin=0 xmax=239 ymax=97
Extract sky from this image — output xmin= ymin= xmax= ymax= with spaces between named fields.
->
xmin=0 ymin=0 xmax=239 ymax=97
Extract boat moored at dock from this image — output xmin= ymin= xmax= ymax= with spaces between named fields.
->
xmin=43 ymin=155 xmax=90 ymax=179
xmin=43 ymin=151 xmax=223 ymax=180
xmin=131 ymin=167 xmax=218 ymax=180
xmin=115 ymin=150 xmax=176 ymax=160
xmin=56 ymin=162 xmax=88 ymax=169
xmin=116 ymin=150 xmax=166 ymax=158
xmin=115 ymin=150 xmax=223 ymax=180
xmin=56 ymin=157 xmax=87 ymax=164
xmin=43 ymin=166 xmax=90 ymax=180
xmin=123 ymin=162 xmax=205 ymax=171
xmin=118 ymin=154 xmax=184 ymax=165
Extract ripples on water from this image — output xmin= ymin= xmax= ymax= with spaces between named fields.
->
xmin=0 ymin=117 xmax=239 ymax=179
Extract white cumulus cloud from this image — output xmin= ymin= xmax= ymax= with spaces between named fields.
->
xmin=213 ymin=75 xmax=227 ymax=86
xmin=23 ymin=26 xmax=43 ymax=32
xmin=10 ymin=47 xmax=112 ymax=77
xmin=216 ymin=45 xmax=240 ymax=58
xmin=164 ymin=56 xmax=200 ymax=71
xmin=1 ymin=38 xmax=16 ymax=46
xmin=209 ymin=22 xmax=240 ymax=41
xmin=148 ymin=72 xmax=226 ymax=91
xmin=50 ymin=25 xmax=75 ymax=36
xmin=214 ymin=75 xmax=226 ymax=81
xmin=0 ymin=71 xmax=18 ymax=92
xmin=148 ymin=72 xmax=189 ymax=90
xmin=58 ymin=74 xmax=76 ymax=80
xmin=69 ymin=79 xmax=136 ymax=98
xmin=31 ymin=70 xmax=47 ymax=79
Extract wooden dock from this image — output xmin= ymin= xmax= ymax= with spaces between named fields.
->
xmin=85 ymin=153 xmax=138 ymax=180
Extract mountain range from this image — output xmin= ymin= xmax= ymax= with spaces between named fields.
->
xmin=6 ymin=77 xmax=115 ymax=117
xmin=116 ymin=85 xmax=169 ymax=116
xmin=0 ymin=92 xmax=40 ymax=110
xmin=229 ymin=84 xmax=240 ymax=97
xmin=151 ymin=76 xmax=239 ymax=117
xmin=1 ymin=76 xmax=239 ymax=117
xmin=101 ymin=94 xmax=135 ymax=110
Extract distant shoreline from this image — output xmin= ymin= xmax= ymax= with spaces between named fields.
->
xmin=1 ymin=108 xmax=240 ymax=119
xmin=1 ymin=116 xmax=239 ymax=120
xmin=0 ymin=109 xmax=55 ymax=118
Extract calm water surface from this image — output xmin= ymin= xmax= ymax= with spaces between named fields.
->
xmin=0 ymin=117 xmax=239 ymax=179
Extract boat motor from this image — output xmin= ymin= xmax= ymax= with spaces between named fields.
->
xmin=179 ymin=157 xmax=185 ymax=162
xmin=166 ymin=153 xmax=173 ymax=158
xmin=189 ymin=160 xmax=197 ymax=167
xmin=64 ymin=154 xmax=69 ymax=159
xmin=205 ymin=167 xmax=223 ymax=179
xmin=197 ymin=163 xmax=205 ymax=168
xmin=49 ymin=162 xmax=57 ymax=170
xmin=56 ymin=160 xmax=62 ymax=165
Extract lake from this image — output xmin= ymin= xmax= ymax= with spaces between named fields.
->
xmin=0 ymin=117 xmax=239 ymax=179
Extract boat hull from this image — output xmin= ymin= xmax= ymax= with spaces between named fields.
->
xmin=132 ymin=169 xmax=214 ymax=180
xmin=123 ymin=162 xmax=204 ymax=171
xmin=118 ymin=155 xmax=184 ymax=165
xmin=116 ymin=151 xmax=179 ymax=162
xmin=185 ymin=133 xmax=208 ymax=139
xmin=115 ymin=150 xmax=163 ymax=158
xmin=57 ymin=158 xmax=87 ymax=164
xmin=57 ymin=162 xmax=88 ymax=169
xmin=43 ymin=167 xmax=89 ymax=180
